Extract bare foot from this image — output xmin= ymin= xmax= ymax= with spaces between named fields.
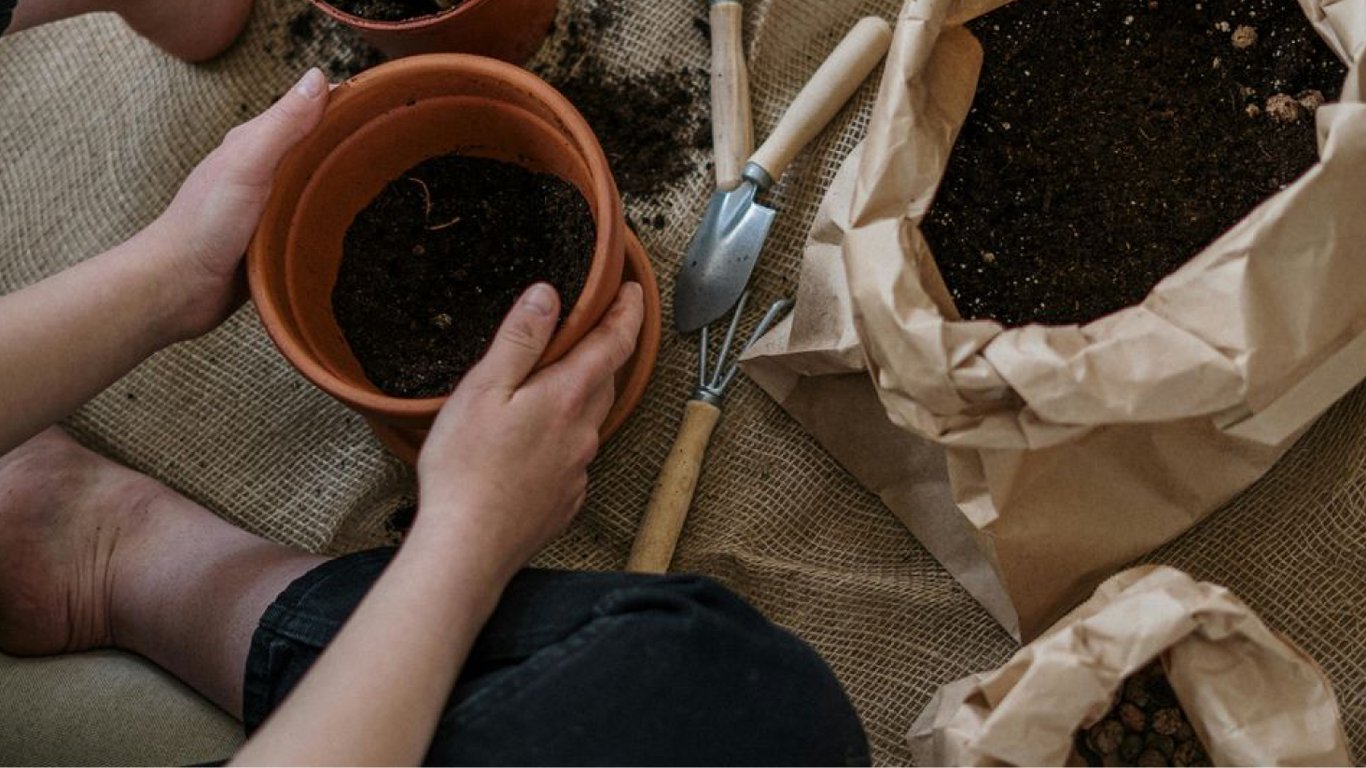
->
xmin=115 ymin=0 xmax=256 ymax=63
xmin=0 ymin=428 xmax=166 ymax=655
xmin=0 ymin=427 xmax=324 ymax=714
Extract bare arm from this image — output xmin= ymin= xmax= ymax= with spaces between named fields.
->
xmin=0 ymin=69 xmax=328 ymax=456
xmin=0 ymin=230 xmax=185 ymax=454
xmin=233 ymin=283 xmax=645 ymax=766
xmin=227 ymin=522 xmax=505 ymax=767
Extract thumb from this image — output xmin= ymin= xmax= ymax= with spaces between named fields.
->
xmin=221 ymin=68 xmax=329 ymax=188
xmin=469 ymin=284 xmax=561 ymax=390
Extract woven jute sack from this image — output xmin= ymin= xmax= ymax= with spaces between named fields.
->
xmin=745 ymin=0 xmax=1366 ymax=640
xmin=907 ymin=566 xmax=1352 ymax=766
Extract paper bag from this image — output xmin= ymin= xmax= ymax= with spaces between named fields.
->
xmin=906 ymin=566 xmax=1352 ymax=766
xmin=743 ymin=0 xmax=1366 ymax=640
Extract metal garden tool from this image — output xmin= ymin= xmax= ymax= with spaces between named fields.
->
xmin=627 ymin=293 xmax=792 ymax=572
xmin=708 ymin=0 xmax=753 ymax=190
xmin=674 ymin=15 xmax=893 ymax=333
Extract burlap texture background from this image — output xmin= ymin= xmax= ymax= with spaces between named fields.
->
xmin=1 ymin=0 xmax=1362 ymax=764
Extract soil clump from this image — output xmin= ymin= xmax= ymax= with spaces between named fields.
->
xmin=334 ymin=155 xmax=595 ymax=398
xmin=922 ymin=0 xmax=1346 ymax=326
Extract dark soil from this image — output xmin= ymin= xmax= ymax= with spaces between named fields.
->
xmin=535 ymin=0 xmax=709 ymax=200
xmin=325 ymin=0 xmax=461 ymax=23
xmin=1075 ymin=662 xmax=1210 ymax=767
xmin=333 ymin=155 xmax=595 ymax=398
xmin=922 ymin=0 xmax=1346 ymax=327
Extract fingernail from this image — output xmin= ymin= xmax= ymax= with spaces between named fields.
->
xmin=521 ymin=283 xmax=556 ymax=316
xmin=294 ymin=68 xmax=326 ymax=99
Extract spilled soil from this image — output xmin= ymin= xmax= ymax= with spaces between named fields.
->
xmin=535 ymin=0 xmax=710 ymax=200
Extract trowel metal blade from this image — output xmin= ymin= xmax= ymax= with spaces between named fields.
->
xmin=673 ymin=183 xmax=777 ymax=333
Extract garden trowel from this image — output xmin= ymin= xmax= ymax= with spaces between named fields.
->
xmin=673 ymin=15 xmax=892 ymax=333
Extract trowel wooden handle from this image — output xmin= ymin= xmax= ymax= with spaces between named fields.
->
xmin=710 ymin=0 xmax=753 ymax=190
xmin=627 ymin=399 xmax=722 ymax=573
xmin=748 ymin=16 xmax=892 ymax=184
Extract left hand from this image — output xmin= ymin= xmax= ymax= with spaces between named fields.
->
xmin=150 ymin=67 xmax=329 ymax=341
xmin=415 ymin=282 xmax=644 ymax=583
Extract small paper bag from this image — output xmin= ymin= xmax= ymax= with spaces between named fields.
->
xmin=906 ymin=566 xmax=1351 ymax=766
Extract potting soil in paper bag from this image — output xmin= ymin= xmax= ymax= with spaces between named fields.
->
xmin=742 ymin=0 xmax=1366 ymax=640
xmin=907 ymin=566 xmax=1352 ymax=766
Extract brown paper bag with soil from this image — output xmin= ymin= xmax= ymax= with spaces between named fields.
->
xmin=743 ymin=0 xmax=1366 ymax=641
xmin=906 ymin=566 xmax=1352 ymax=766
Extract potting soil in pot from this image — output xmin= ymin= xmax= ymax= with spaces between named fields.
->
xmin=1074 ymin=661 xmax=1209 ymax=767
xmin=325 ymin=0 xmax=461 ymax=23
xmin=333 ymin=154 xmax=594 ymax=398
xmin=922 ymin=0 xmax=1347 ymax=327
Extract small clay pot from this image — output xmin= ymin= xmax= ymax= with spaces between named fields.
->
xmin=308 ymin=0 xmax=559 ymax=63
xmin=250 ymin=54 xmax=642 ymax=456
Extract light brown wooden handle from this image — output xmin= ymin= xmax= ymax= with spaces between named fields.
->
xmin=626 ymin=400 xmax=722 ymax=572
xmin=710 ymin=0 xmax=753 ymax=190
xmin=748 ymin=16 xmax=892 ymax=183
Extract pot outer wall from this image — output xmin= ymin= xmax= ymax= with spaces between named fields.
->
xmin=309 ymin=0 xmax=560 ymax=63
xmin=249 ymin=55 xmax=643 ymax=461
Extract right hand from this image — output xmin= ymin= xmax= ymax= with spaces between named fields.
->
xmin=414 ymin=282 xmax=644 ymax=582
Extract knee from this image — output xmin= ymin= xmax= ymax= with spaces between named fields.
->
xmin=593 ymin=575 xmax=871 ymax=765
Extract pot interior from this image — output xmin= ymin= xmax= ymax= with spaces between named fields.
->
xmin=283 ymin=94 xmax=598 ymax=396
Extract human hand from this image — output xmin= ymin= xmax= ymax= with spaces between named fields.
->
xmin=150 ymin=68 xmax=329 ymax=341
xmin=415 ymin=282 xmax=645 ymax=583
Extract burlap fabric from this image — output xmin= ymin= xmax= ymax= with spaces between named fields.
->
xmin=0 ymin=1 xmax=1362 ymax=764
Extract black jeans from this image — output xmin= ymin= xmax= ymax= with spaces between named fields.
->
xmin=0 ymin=0 xmax=15 ymax=36
xmin=242 ymin=549 xmax=870 ymax=766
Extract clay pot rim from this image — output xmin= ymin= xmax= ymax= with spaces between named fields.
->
xmin=306 ymin=0 xmax=491 ymax=32
xmin=250 ymin=54 xmax=623 ymax=422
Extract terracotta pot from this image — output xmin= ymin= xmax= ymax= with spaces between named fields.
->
xmin=249 ymin=54 xmax=642 ymax=457
xmin=308 ymin=0 xmax=559 ymax=63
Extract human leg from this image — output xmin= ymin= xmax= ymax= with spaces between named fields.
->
xmin=0 ymin=428 xmax=324 ymax=717
xmin=4 ymin=0 xmax=254 ymax=62
xmin=245 ymin=555 xmax=871 ymax=766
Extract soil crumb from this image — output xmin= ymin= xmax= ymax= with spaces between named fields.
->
xmin=922 ymin=0 xmax=1346 ymax=327
xmin=534 ymin=0 xmax=709 ymax=200
xmin=334 ymin=155 xmax=595 ymax=398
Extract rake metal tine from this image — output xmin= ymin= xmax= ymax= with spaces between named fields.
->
xmin=710 ymin=291 xmax=750 ymax=389
xmin=698 ymin=325 xmax=709 ymax=391
xmin=720 ymin=298 xmax=794 ymax=392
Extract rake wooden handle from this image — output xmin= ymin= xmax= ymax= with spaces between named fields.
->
xmin=710 ymin=0 xmax=753 ymax=190
xmin=748 ymin=16 xmax=892 ymax=184
xmin=627 ymin=399 xmax=722 ymax=572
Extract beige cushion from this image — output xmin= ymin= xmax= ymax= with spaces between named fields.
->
xmin=0 ymin=651 xmax=243 ymax=766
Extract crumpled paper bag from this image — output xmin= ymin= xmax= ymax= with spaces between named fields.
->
xmin=743 ymin=0 xmax=1366 ymax=640
xmin=906 ymin=566 xmax=1352 ymax=766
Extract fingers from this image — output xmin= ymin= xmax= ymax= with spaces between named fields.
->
xmin=219 ymin=68 xmax=329 ymax=189
xmin=585 ymin=378 xmax=615 ymax=428
xmin=545 ymin=282 xmax=644 ymax=394
xmin=466 ymin=283 xmax=561 ymax=391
